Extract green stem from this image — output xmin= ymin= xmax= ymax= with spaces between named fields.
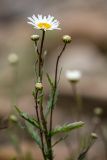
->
xmin=36 ymin=30 xmax=52 ymax=160
xmin=34 ymin=90 xmax=46 ymax=159
xmin=48 ymin=43 xmax=67 ymax=160
xmin=72 ymin=83 xmax=82 ymax=121
xmin=39 ymin=30 xmax=45 ymax=81
xmin=34 ymin=30 xmax=47 ymax=159
xmin=50 ymin=43 xmax=67 ymax=132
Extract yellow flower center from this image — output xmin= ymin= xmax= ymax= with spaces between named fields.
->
xmin=37 ymin=22 xmax=51 ymax=29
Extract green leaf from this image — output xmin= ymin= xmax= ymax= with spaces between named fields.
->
xmin=10 ymin=134 xmax=21 ymax=154
xmin=77 ymin=133 xmax=98 ymax=160
xmin=45 ymin=73 xmax=59 ymax=117
xmin=46 ymin=73 xmax=54 ymax=89
xmin=25 ymin=122 xmax=42 ymax=149
xmin=45 ymin=89 xmax=58 ymax=117
xmin=15 ymin=106 xmax=40 ymax=129
xmin=51 ymin=121 xmax=85 ymax=136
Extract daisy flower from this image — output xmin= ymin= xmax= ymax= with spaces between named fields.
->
xmin=27 ymin=14 xmax=60 ymax=31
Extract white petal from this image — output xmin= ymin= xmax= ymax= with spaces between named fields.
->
xmin=52 ymin=22 xmax=59 ymax=26
xmin=48 ymin=16 xmax=54 ymax=22
xmin=43 ymin=16 xmax=47 ymax=21
xmin=38 ymin=14 xmax=42 ymax=20
xmin=27 ymin=17 xmax=35 ymax=23
xmin=32 ymin=14 xmax=38 ymax=21
xmin=47 ymin=15 xmax=51 ymax=21
xmin=27 ymin=21 xmax=35 ymax=26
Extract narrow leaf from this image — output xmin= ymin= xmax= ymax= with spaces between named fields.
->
xmin=45 ymin=89 xmax=58 ymax=117
xmin=46 ymin=73 xmax=54 ymax=89
xmin=15 ymin=106 xmax=40 ymax=129
xmin=51 ymin=121 xmax=85 ymax=136
xmin=78 ymin=133 xmax=98 ymax=160
xmin=25 ymin=122 xmax=42 ymax=149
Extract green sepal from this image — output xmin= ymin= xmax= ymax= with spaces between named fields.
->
xmin=51 ymin=121 xmax=85 ymax=136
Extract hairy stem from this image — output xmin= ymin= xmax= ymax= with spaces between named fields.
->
xmin=50 ymin=43 xmax=67 ymax=132
xmin=72 ymin=83 xmax=82 ymax=120
xmin=34 ymin=30 xmax=47 ymax=159
xmin=35 ymin=30 xmax=52 ymax=160
xmin=34 ymin=90 xmax=46 ymax=159
xmin=39 ymin=30 xmax=45 ymax=81
xmin=48 ymin=43 xmax=67 ymax=160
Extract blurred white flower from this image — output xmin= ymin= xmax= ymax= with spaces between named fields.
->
xmin=27 ymin=14 xmax=60 ymax=31
xmin=66 ymin=70 xmax=82 ymax=83
xmin=94 ymin=107 xmax=103 ymax=116
xmin=9 ymin=114 xmax=17 ymax=123
xmin=8 ymin=53 xmax=19 ymax=65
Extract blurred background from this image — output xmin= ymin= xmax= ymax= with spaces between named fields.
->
xmin=0 ymin=0 xmax=107 ymax=160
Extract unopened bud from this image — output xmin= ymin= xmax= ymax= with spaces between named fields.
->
xmin=62 ymin=35 xmax=71 ymax=43
xmin=35 ymin=82 xmax=43 ymax=90
xmin=9 ymin=114 xmax=17 ymax=123
xmin=8 ymin=53 xmax=19 ymax=65
xmin=91 ymin=133 xmax=98 ymax=139
xmin=31 ymin=35 xmax=40 ymax=41
xmin=94 ymin=107 xmax=103 ymax=116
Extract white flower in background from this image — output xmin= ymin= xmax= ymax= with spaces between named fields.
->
xmin=27 ymin=14 xmax=60 ymax=31
xmin=9 ymin=114 xmax=18 ymax=123
xmin=8 ymin=53 xmax=19 ymax=65
xmin=94 ymin=107 xmax=103 ymax=116
xmin=66 ymin=70 xmax=82 ymax=83
xmin=91 ymin=133 xmax=98 ymax=139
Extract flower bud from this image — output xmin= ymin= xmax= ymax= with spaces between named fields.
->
xmin=91 ymin=133 xmax=98 ymax=139
xmin=9 ymin=114 xmax=17 ymax=123
xmin=8 ymin=53 xmax=19 ymax=65
xmin=62 ymin=35 xmax=71 ymax=43
xmin=94 ymin=107 xmax=103 ymax=116
xmin=31 ymin=35 xmax=40 ymax=41
xmin=35 ymin=82 xmax=43 ymax=90
xmin=66 ymin=70 xmax=82 ymax=83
